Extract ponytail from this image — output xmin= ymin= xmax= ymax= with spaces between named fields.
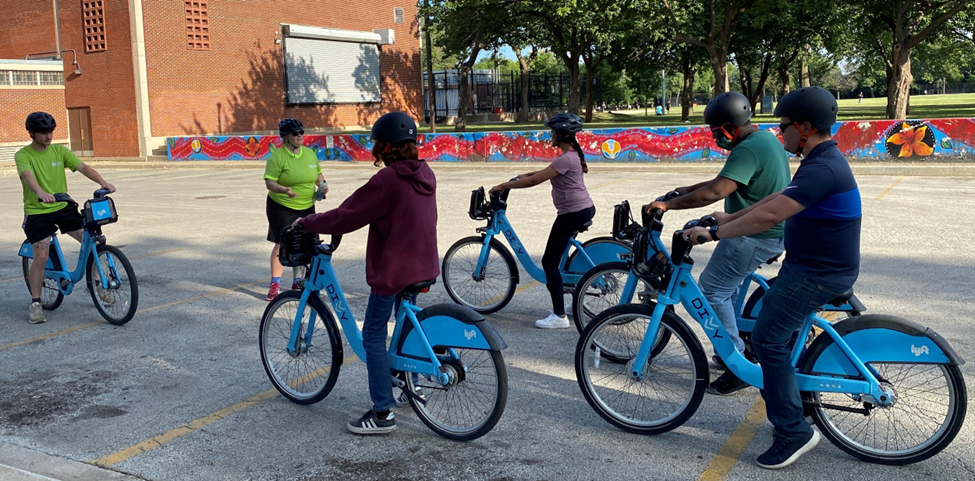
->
xmin=569 ymin=136 xmax=588 ymax=174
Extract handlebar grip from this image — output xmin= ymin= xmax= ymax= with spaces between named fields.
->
xmin=93 ymin=188 xmax=111 ymax=199
xmin=330 ymin=234 xmax=343 ymax=251
xmin=697 ymin=236 xmax=708 ymax=244
xmin=699 ymin=215 xmax=718 ymax=227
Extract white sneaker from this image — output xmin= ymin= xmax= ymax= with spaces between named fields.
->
xmin=535 ymin=312 xmax=570 ymax=329
xmin=29 ymin=302 xmax=46 ymax=324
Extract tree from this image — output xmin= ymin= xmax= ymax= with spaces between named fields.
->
xmin=662 ymin=0 xmax=756 ymax=93
xmin=847 ymin=0 xmax=971 ymax=119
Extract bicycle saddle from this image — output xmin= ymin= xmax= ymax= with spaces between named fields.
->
xmin=574 ymin=220 xmax=592 ymax=234
xmin=828 ymin=289 xmax=854 ymax=307
xmin=401 ymin=279 xmax=437 ymax=296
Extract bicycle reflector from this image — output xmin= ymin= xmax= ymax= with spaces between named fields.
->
xmin=278 ymin=226 xmax=319 ymax=267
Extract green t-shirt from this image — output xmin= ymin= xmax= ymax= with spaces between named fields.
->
xmin=263 ymin=145 xmax=322 ymax=210
xmin=15 ymin=144 xmax=82 ymax=215
xmin=717 ymin=130 xmax=790 ymax=239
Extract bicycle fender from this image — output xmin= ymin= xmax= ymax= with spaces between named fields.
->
xmin=804 ymin=315 xmax=964 ymax=378
xmin=399 ymin=304 xmax=507 ymax=355
xmin=19 ymin=242 xmax=33 ymax=258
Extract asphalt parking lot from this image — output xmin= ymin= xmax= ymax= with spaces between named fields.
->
xmin=0 ymin=163 xmax=973 ymax=481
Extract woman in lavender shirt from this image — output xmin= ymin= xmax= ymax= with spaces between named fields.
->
xmin=490 ymin=113 xmax=594 ymax=329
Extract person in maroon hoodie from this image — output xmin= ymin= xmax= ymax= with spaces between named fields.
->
xmin=294 ymin=112 xmax=439 ymax=435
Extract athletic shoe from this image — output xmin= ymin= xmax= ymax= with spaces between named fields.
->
xmin=535 ymin=312 xmax=570 ymax=329
xmin=95 ymin=285 xmax=115 ymax=306
xmin=706 ymin=370 xmax=750 ymax=395
xmin=711 ymin=354 xmax=728 ymax=370
xmin=756 ymin=430 xmax=820 ymax=469
xmin=29 ymin=302 xmax=46 ymax=324
xmin=347 ymin=409 xmax=396 ymax=434
xmin=394 ymin=387 xmax=424 ymax=408
xmin=266 ymin=282 xmax=280 ymax=301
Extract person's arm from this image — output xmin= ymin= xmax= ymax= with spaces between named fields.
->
xmin=265 ymin=179 xmax=297 ymax=197
xmin=298 ymin=176 xmax=388 ymax=235
xmin=648 ymin=176 xmax=738 ymax=212
xmin=19 ymin=170 xmax=55 ymax=203
xmin=76 ymin=163 xmax=116 ymax=192
xmin=710 ymin=188 xmax=785 ymax=224
xmin=685 ymin=195 xmax=804 ymax=245
xmin=489 ymin=166 xmax=559 ymax=194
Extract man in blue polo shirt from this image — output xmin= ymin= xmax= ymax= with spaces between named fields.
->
xmin=683 ymin=86 xmax=861 ymax=469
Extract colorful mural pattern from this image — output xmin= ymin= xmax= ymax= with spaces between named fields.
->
xmin=167 ymin=118 xmax=975 ymax=162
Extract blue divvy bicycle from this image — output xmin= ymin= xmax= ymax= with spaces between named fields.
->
xmin=259 ymin=227 xmax=508 ymax=441
xmin=441 ymin=184 xmax=630 ymax=313
xmin=574 ymin=212 xmax=967 ymax=465
xmin=19 ymin=189 xmax=139 ymax=325
xmin=571 ymin=195 xmax=865 ymax=333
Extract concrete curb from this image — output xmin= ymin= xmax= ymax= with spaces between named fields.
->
xmin=0 ymin=441 xmax=145 ymax=481
xmin=2 ymin=160 xmax=975 ymax=177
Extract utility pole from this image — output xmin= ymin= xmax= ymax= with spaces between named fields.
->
xmin=423 ymin=0 xmax=437 ymax=133
xmin=53 ymin=0 xmax=62 ymax=60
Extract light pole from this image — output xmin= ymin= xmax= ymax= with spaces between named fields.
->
xmin=52 ymin=0 xmax=62 ymax=60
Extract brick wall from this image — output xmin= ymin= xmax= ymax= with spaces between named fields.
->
xmin=0 ymin=89 xmax=67 ymax=143
xmin=0 ymin=0 xmax=140 ymax=157
xmin=142 ymin=0 xmax=423 ymax=137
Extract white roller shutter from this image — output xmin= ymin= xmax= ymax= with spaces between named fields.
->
xmin=284 ymin=36 xmax=381 ymax=105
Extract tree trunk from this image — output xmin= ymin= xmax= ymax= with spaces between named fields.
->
xmin=748 ymin=54 xmax=773 ymax=111
xmin=680 ymin=48 xmax=696 ymax=121
xmin=515 ymin=49 xmax=530 ymax=123
xmin=455 ymin=48 xmax=481 ymax=132
xmin=711 ymin=52 xmax=728 ymax=94
xmin=582 ymin=56 xmax=598 ymax=122
xmin=561 ymin=58 xmax=581 ymax=114
xmin=778 ymin=54 xmax=791 ymax=94
xmin=886 ymin=43 xmax=913 ymax=119
xmin=800 ymin=46 xmax=811 ymax=88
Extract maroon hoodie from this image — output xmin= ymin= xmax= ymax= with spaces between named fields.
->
xmin=298 ymin=160 xmax=439 ymax=296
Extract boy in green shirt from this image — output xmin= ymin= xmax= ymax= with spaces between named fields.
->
xmin=646 ymin=92 xmax=790 ymax=395
xmin=16 ymin=112 xmax=116 ymax=324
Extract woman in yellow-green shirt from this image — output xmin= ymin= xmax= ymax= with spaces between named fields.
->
xmin=263 ymin=118 xmax=327 ymax=301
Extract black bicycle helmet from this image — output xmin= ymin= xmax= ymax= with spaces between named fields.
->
xmin=703 ymin=92 xmax=752 ymax=127
xmin=773 ymin=86 xmax=837 ymax=132
xmin=278 ymin=118 xmax=305 ymax=138
xmin=545 ymin=113 xmax=584 ymax=135
xmin=371 ymin=111 xmax=417 ymax=144
xmin=26 ymin=112 xmax=56 ymax=132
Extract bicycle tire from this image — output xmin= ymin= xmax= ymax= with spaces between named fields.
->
xmin=442 ymin=236 xmax=517 ymax=314
xmin=800 ymin=314 xmax=967 ymax=465
xmin=576 ymin=304 xmax=707 ymax=435
xmin=565 ymin=237 xmax=631 ymax=276
xmin=22 ymin=241 xmax=64 ymax=311
xmin=259 ymin=290 xmax=343 ymax=405
xmin=406 ymin=348 xmax=507 ymax=441
xmin=86 ymin=245 xmax=139 ymax=325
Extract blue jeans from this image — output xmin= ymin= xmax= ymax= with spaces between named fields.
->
xmin=362 ymin=292 xmax=397 ymax=412
xmin=752 ymin=265 xmax=843 ymax=441
xmin=699 ymin=236 xmax=784 ymax=353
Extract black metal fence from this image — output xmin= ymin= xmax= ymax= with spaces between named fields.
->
xmin=423 ymin=69 xmax=601 ymax=120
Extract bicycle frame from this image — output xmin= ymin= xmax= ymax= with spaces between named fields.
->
xmin=19 ymin=230 xmax=112 ymax=295
xmin=475 ymin=207 xmax=596 ymax=286
xmin=628 ymin=230 xmax=895 ymax=407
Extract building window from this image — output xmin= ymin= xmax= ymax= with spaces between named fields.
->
xmin=185 ymin=1 xmax=210 ymax=51
xmin=39 ymin=72 xmax=65 ymax=85
xmin=12 ymin=71 xmax=37 ymax=86
xmin=394 ymin=7 xmax=404 ymax=23
xmin=83 ymin=1 xmax=107 ymax=52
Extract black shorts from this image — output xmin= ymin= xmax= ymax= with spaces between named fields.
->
xmin=266 ymin=196 xmax=315 ymax=243
xmin=22 ymin=205 xmax=85 ymax=244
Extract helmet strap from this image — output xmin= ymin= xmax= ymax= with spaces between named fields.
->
xmin=794 ymin=123 xmax=817 ymax=157
xmin=720 ymin=125 xmax=740 ymax=143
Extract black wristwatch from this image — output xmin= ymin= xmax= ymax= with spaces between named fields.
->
xmin=708 ymin=225 xmax=721 ymax=241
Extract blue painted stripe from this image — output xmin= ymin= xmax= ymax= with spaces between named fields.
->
xmin=799 ymin=187 xmax=862 ymax=220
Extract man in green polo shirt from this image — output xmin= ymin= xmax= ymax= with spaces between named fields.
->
xmin=646 ymin=91 xmax=790 ymax=394
xmin=16 ymin=112 xmax=116 ymax=324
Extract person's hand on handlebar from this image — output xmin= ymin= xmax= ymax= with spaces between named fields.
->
xmin=488 ymin=183 xmax=506 ymax=195
xmin=101 ymin=183 xmax=116 ymax=194
xmin=682 ymin=226 xmax=713 ymax=246
xmin=709 ymin=211 xmax=733 ymax=225
xmin=645 ymin=200 xmax=668 ymax=214
xmin=291 ymin=217 xmax=304 ymax=228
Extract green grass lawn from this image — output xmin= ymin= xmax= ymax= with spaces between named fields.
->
xmin=418 ymin=92 xmax=975 ymax=133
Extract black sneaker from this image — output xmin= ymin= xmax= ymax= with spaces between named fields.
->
xmin=756 ymin=430 xmax=820 ymax=469
xmin=347 ymin=409 xmax=396 ymax=435
xmin=706 ymin=370 xmax=751 ymax=395
xmin=711 ymin=354 xmax=728 ymax=370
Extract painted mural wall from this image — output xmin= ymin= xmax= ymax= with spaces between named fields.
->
xmin=167 ymin=118 xmax=975 ymax=162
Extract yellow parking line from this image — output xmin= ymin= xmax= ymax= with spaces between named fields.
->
xmin=0 ymin=277 xmax=21 ymax=284
xmin=697 ymin=397 xmax=766 ymax=481
xmin=0 ymin=322 xmax=104 ymax=352
xmin=874 ymin=176 xmax=904 ymax=201
xmin=90 ymin=355 xmax=359 ymax=467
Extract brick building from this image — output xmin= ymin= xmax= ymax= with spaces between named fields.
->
xmin=0 ymin=0 xmax=422 ymax=159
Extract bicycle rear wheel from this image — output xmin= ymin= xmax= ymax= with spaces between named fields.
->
xmin=442 ymin=236 xmax=517 ymax=314
xmin=260 ymin=291 xmax=342 ymax=405
xmin=576 ymin=304 xmax=707 ymax=435
xmin=22 ymin=242 xmax=64 ymax=310
xmin=86 ymin=245 xmax=139 ymax=325
xmin=800 ymin=316 xmax=967 ymax=464
xmin=406 ymin=348 xmax=507 ymax=441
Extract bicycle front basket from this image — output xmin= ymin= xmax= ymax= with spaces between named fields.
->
xmin=84 ymin=197 xmax=118 ymax=226
xmin=278 ymin=226 xmax=319 ymax=267
xmin=468 ymin=187 xmax=492 ymax=220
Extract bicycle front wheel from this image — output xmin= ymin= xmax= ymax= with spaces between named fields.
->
xmin=801 ymin=317 xmax=967 ymax=464
xmin=406 ymin=348 xmax=508 ymax=441
xmin=22 ymin=241 xmax=63 ymax=310
xmin=442 ymin=236 xmax=517 ymax=314
xmin=86 ymin=245 xmax=139 ymax=325
xmin=576 ymin=304 xmax=707 ymax=435
xmin=572 ymin=261 xmax=654 ymax=331
xmin=260 ymin=291 xmax=342 ymax=405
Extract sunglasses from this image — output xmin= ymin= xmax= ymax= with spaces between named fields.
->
xmin=778 ymin=122 xmax=793 ymax=132
xmin=290 ymin=130 xmax=305 ymax=136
